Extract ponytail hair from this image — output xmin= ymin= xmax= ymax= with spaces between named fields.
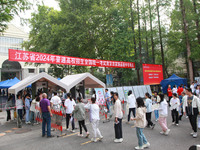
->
xmin=145 ymin=92 xmax=151 ymax=99
xmin=67 ymin=93 xmax=72 ymax=101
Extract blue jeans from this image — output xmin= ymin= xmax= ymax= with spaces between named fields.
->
xmin=17 ymin=109 xmax=23 ymax=120
xmin=26 ymin=109 xmax=30 ymax=122
xmin=30 ymin=111 xmax=35 ymax=124
xmin=106 ymin=101 xmax=110 ymax=113
xmin=154 ymin=110 xmax=159 ymax=120
xmin=42 ymin=112 xmax=51 ymax=137
xmin=136 ymin=127 xmax=148 ymax=147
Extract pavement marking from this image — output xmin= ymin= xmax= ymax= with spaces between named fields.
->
xmin=12 ymin=128 xmax=18 ymax=130
xmin=81 ymin=138 xmax=100 ymax=145
xmin=63 ymin=132 xmax=78 ymax=138
xmin=4 ymin=130 xmax=12 ymax=133
xmin=0 ymin=133 xmax=6 ymax=137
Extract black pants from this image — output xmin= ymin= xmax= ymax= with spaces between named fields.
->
xmin=17 ymin=109 xmax=23 ymax=120
xmin=188 ymin=114 xmax=198 ymax=132
xmin=7 ymin=110 xmax=11 ymax=121
xmin=114 ymin=118 xmax=123 ymax=139
xmin=172 ymin=109 xmax=179 ymax=124
xmin=128 ymin=108 xmax=136 ymax=122
xmin=146 ymin=112 xmax=154 ymax=127
xmin=168 ymin=96 xmax=172 ymax=106
xmin=66 ymin=114 xmax=75 ymax=130
xmin=78 ymin=120 xmax=87 ymax=134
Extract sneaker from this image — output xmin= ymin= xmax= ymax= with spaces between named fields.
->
xmin=135 ymin=146 xmax=144 ymax=150
xmin=71 ymin=130 xmax=75 ymax=133
xmin=100 ymin=136 xmax=103 ymax=140
xmin=114 ymin=139 xmax=122 ymax=143
xmin=78 ymin=134 xmax=83 ymax=137
xmin=164 ymin=129 xmax=170 ymax=135
xmin=186 ymin=116 xmax=188 ymax=118
xmin=66 ymin=128 xmax=69 ymax=131
xmin=190 ymin=132 xmax=194 ymax=136
xmin=172 ymin=122 xmax=175 ymax=125
xmin=91 ymin=138 xmax=98 ymax=142
xmin=160 ymin=131 xmax=164 ymax=135
xmin=47 ymin=135 xmax=54 ymax=138
xmin=193 ymin=132 xmax=198 ymax=138
xmin=119 ymin=138 xmax=123 ymax=142
xmin=176 ymin=124 xmax=179 ymax=126
xmin=85 ymin=132 xmax=90 ymax=138
xmin=151 ymin=124 xmax=155 ymax=129
xmin=143 ymin=142 xmax=150 ymax=148
xmin=155 ymin=119 xmax=158 ymax=122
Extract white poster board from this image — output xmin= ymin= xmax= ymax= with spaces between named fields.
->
xmin=108 ymin=88 xmax=117 ymax=93
xmin=132 ymin=86 xmax=140 ymax=98
xmin=145 ymin=85 xmax=152 ymax=96
xmin=95 ymin=88 xmax=105 ymax=105
xmin=123 ymin=86 xmax=134 ymax=101
xmin=116 ymin=87 xmax=125 ymax=101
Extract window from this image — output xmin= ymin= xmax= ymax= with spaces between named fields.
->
xmin=39 ymin=68 xmax=45 ymax=73
xmin=48 ymin=68 xmax=53 ymax=74
xmin=28 ymin=69 xmax=35 ymax=73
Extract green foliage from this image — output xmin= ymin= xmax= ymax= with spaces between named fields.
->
xmin=0 ymin=0 xmax=30 ymax=32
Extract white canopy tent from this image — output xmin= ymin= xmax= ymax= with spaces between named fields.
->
xmin=8 ymin=72 xmax=68 ymax=95
xmin=60 ymin=72 xmax=106 ymax=92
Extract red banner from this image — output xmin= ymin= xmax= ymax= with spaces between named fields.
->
xmin=143 ymin=64 xmax=163 ymax=85
xmin=9 ymin=49 xmax=135 ymax=69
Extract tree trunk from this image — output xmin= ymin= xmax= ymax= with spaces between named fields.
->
xmin=192 ymin=0 xmax=200 ymax=44
xmin=130 ymin=0 xmax=140 ymax=85
xmin=156 ymin=0 xmax=166 ymax=78
xmin=148 ymin=0 xmax=155 ymax=64
xmin=180 ymin=0 xmax=194 ymax=83
xmin=144 ymin=4 xmax=149 ymax=60
xmin=137 ymin=0 xmax=143 ymax=85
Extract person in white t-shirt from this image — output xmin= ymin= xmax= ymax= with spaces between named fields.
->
xmin=127 ymin=90 xmax=136 ymax=124
xmin=170 ymin=93 xmax=180 ymax=126
xmin=16 ymin=94 xmax=23 ymax=122
xmin=190 ymin=82 xmax=195 ymax=94
xmin=172 ymin=85 xmax=178 ymax=94
xmin=50 ymin=92 xmax=62 ymax=112
xmin=85 ymin=97 xmax=103 ymax=142
xmin=65 ymin=93 xmax=76 ymax=132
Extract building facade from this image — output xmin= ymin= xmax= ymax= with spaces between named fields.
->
xmin=0 ymin=24 xmax=49 ymax=81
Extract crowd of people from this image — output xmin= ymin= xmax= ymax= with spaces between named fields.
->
xmin=3 ymin=81 xmax=200 ymax=150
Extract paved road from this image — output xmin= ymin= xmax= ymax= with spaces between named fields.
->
xmin=0 ymin=111 xmax=199 ymax=150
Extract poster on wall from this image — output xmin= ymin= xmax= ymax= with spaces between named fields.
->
xmin=123 ymin=86 xmax=134 ymax=101
xmin=143 ymin=64 xmax=164 ymax=85
xmin=116 ymin=87 xmax=125 ymax=101
xmin=95 ymin=88 xmax=105 ymax=105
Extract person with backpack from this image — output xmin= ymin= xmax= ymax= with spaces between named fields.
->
xmin=65 ymin=93 xmax=76 ymax=133
xmin=183 ymin=88 xmax=200 ymax=138
xmin=85 ymin=97 xmax=103 ymax=142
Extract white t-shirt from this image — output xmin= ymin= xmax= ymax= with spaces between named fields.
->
xmin=30 ymin=99 xmax=36 ymax=112
xmin=172 ymin=88 xmax=177 ymax=94
xmin=85 ymin=103 xmax=100 ymax=120
xmin=16 ymin=99 xmax=23 ymax=110
xmin=65 ymin=99 xmax=76 ymax=114
xmin=190 ymin=85 xmax=195 ymax=93
xmin=50 ymin=95 xmax=62 ymax=111
xmin=127 ymin=94 xmax=136 ymax=108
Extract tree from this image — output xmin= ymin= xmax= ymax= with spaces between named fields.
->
xmin=0 ymin=0 xmax=30 ymax=33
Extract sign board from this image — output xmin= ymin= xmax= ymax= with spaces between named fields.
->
xmin=143 ymin=64 xmax=163 ymax=85
xmin=9 ymin=49 xmax=135 ymax=69
xmin=116 ymin=87 xmax=125 ymax=101
xmin=95 ymin=88 xmax=105 ymax=105
xmin=123 ymin=86 xmax=133 ymax=101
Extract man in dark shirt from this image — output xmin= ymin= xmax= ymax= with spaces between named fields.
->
xmin=40 ymin=93 xmax=53 ymax=138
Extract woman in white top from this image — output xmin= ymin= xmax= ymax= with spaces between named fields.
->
xmin=16 ymin=94 xmax=23 ymax=121
xmin=113 ymin=92 xmax=123 ymax=143
xmin=30 ymin=96 xmax=37 ymax=125
xmin=127 ymin=90 xmax=136 ymax=123
xmin=170 ymin=93 xmax=180 ymax=126
xmin=85 ymin=97 xmax=103 ymax=142
xmin=65 ymin=93 xmax=76 ymax=132
xmin=172 ymin=85 xmax=178 ymax=94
